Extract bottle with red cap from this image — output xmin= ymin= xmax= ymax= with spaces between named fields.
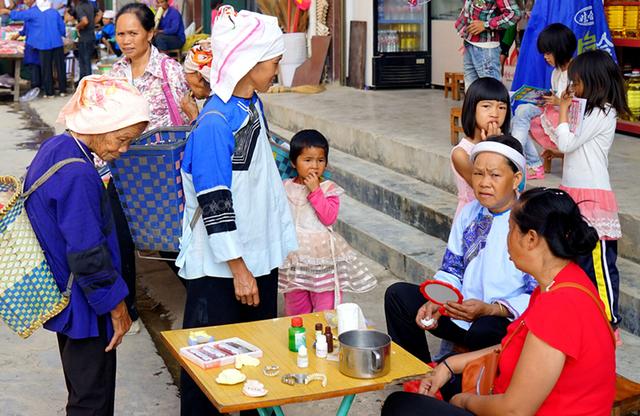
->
xmin=288 ymin=317 xmax=306 ymax=352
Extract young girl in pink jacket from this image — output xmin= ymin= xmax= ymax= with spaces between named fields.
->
xmin=278 ymin=130 xmax=377 ymax=315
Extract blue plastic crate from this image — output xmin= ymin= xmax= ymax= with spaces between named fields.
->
xmin=109 ymin=127 xmax=190 ymax=252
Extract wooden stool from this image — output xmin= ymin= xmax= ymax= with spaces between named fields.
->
xmin=164 ymin=49 xmax=183 ymax=62
xmin=450 ymin=107 xmax=464 ymax=146
xmin=612 ymin=374 xmax=640 ymax=416
xmin=542 ymin=149 xmax=564 ymax=173
xmin=452 ymin=73 xmax=465 ymax=101
xmin=444 ymin=72 xmax=455 ymax=99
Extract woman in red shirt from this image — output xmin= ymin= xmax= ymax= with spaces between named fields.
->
xmin=382 ymin=187 xmax=616 ymax=416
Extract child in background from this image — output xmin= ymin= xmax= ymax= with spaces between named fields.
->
xmin=97 ymin=9 xmax=119 ymax=56
xmin=452 ymin=77 xmax=511 ymax=218
xmin=511 ymin=23 xmax=577 ymax=180
xmin=279 ymin=130 xmax=377 ymax=315
xmin=554 ymin=50 xmax=630 ymax=340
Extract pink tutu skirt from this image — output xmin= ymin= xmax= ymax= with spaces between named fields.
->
xmin=530 ymin=106 xmax=559 ymax=150
xmin=560 ymin=186 xmax=621 ymax=240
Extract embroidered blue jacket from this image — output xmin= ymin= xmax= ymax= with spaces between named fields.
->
xmin=24 ymin=134 xmax=128 ymax=339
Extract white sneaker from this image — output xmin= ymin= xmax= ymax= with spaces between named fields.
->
xmin=125 ymin=319 xmax=141 ymax=336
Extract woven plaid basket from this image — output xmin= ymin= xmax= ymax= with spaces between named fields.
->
xmin=109 ymin=126 xmax=190 ymax=252
xmin=0 ymin=161 xmax=81 ymax=338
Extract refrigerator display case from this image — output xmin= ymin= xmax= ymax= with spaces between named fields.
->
xmin=373 ymin=0 xmax=431 ymax=88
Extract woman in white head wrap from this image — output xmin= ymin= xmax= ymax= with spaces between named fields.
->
xmin=176 ymin=6 xmax=297 ymax=415
xmin=180 ymin=39 xmax=213 ymax=121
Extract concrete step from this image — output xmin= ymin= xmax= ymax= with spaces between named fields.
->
xmin=336 ymin=194 xmax=446 ymax=285
xmin=261 ymin=88 xmax=640 ymax=265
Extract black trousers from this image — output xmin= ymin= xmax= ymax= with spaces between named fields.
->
xmin=107 ymin=180 xmax=138 ymax=321
xmin=28 ymin=64 xmax=41 ymax=89
xmin=180 ymin=269 xmax=278 ymax=416
xmin=382 ymin=391 xmax=474 ymax=416
xmin=39 ymin=47 xmax=66 ymax=95
xmin=57 ymin=316 xmax=117 ymax=416
xmin=577 ymin=240 xmax=620 ymax=325
xmin=384 ymin=282 xmax=509 ymax=363
xmin=77 ymin=40 xmax=95 ymax=80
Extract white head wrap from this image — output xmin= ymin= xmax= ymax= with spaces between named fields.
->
xmin=36 ymin=0 xmax=51 ymax=11
xmin=470 ymin=141 xmax=526 ymax=176
xmin=210 ymin=5 xmax=284 ymax=103
xmin=103 ymin=10 xmax=116 ymax=19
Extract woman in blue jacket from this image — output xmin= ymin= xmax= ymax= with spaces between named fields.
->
xmin=0 ymin=0 xmax=66 ymax=96
xmin=153 ymin=0 xmax=185 ymax=51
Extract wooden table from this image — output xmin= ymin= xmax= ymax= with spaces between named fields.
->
xmin=161 ymin=312 xmax=429 ymax=415
xmin=0 ymin=53 xmax=23 ymax=102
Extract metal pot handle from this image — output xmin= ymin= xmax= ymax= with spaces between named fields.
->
xmin=371 ymin=350 xmax=383 ymax=371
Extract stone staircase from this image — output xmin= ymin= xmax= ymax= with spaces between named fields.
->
xmin=263 ymin=86 xmax=640 ymax=337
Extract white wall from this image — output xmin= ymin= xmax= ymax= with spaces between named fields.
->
xmin=431 ymin=19 xmax=464 ymax=86
xmin=345 ymin=0 xmax=374 ymax=87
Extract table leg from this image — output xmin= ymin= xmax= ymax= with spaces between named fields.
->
xmin=257 ymin=406 xmax=285 ymax=416
xmin=336 ymin=394 xmax=356 ymax=416
xmin=13 ymin=58 xmax=21 ymax=102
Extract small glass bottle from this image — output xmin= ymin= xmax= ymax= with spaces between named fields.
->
xmin=288 ymin=317 xmax=306 ymax=352
xmin=324 ymin=326 xmax=334 ymax=353
xmin=297 ymin=345 xmax=309 ymax=368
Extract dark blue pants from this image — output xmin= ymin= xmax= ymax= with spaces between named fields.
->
xmin=180 ymin=269 xmax=278 ymax=416
xmin=77 ymin=40 xmax=95 ymax=80
xmin=39 ymin=47 xmax=66 ymax=96
xmin=154 ymin=33 xmax=184 ymax=51
xmin=382 ymin=391 xmax=473 ymax=416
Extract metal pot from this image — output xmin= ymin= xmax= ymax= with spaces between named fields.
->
xmin=338 ymin=330 xmax=391 ymax=379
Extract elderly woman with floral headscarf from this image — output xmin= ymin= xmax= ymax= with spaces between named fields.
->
xmin=176 ymin=6 xmax=297 ymax=415
xmin=180 ymin=39 xmax=213 ymax=122
xmin=24 ymin=75 xmax=149 ymax=416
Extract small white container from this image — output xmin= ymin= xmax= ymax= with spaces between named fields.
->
xmin=297 ymin=345 xmax=309 ymax=368
xmin=315 ymin=335 xmax=328 ymax=358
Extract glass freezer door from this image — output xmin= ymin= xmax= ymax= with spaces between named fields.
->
xmin=376 ymin=0 xmax=429 ymax=53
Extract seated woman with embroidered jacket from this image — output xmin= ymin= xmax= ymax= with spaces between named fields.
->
xmin=382 ymin=187 xmax=616 ymax=416
xmin=385 ymin=136 xmax=537 ymax=364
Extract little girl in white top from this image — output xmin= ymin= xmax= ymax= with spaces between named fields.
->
xmin=553 ymin=50 xmax=631 ymax=333
xmin=279 ymin=130 xmax=377 ymax=315
xmin=452 ymin=77 xmax=511 ymax=218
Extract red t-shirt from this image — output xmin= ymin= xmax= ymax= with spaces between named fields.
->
xmin=493 ymin=262 xmax=615 ymax=415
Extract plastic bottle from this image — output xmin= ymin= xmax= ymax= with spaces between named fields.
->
xmin=297 ymin=345 xmax=309 ymax=368
xmin=288 ymin=317 xmax=306 ymax=352
xmin=628 ymin=70 xmax=640 ymax=121
xmin=315 ymin=334 xmax=328 ymax=358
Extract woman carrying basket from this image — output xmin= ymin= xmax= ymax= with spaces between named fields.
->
xmin=175 ymin=6 xmax=297 ymax=415
xmin=24 ymin=75 xmax=150 ymax=416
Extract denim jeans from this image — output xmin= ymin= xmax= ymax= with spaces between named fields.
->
xmin=153 ymin=33 xmax=184 ymax=51
xmin=462 ymin=42 xmax=501 ymax=89
xmin=511 ymin=103 xmax=543 ymax=168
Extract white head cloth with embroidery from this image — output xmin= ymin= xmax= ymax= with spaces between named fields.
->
xmin=56 ymin=75 xmax=150 ymax=134
xmin=470 ymin=141 xmax=526 ymax=176
xmin=209 ymin=5 xmax=284 ymax=103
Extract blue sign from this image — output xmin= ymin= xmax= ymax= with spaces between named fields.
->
xmin=512 ymin=0 xmax=616 ymax=92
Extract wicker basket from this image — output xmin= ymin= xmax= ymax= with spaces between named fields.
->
xmin=109 ymin=126 xmax=190 ymax=252
xmin=0 ymin=176 xmax=69 ymax=338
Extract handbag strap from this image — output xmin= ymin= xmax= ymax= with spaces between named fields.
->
xmin=160 ymin=57 xmax=183 ymax=126
xmin=549 ymin=282 xmax=616 ymax=347
xmin=22 ymin=158 xmax=87 ymax=199
xmin=186 ymin=110 xmax=229 ymax=231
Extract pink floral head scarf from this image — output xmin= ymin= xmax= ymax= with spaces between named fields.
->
xmin=57 ymin=75 xmax=150 ymax=134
